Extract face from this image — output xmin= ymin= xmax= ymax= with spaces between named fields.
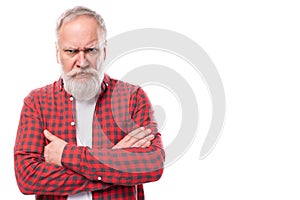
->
xmin=56 ymin=15 xmax=106 ymax=101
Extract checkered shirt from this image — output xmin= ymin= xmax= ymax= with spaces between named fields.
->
xmin=14 ymin=74 xmax=165 ymax=200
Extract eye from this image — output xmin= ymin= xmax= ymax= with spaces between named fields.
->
xmin=63 ymin=49 xmax=79 ymax=55
xmin=85 ymin=48 xmax=99 ymax=55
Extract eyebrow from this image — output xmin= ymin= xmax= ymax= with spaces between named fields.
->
xmin=60 ymin=39 xmax=101 ymax=49
xmin=63 ymin=45 xmax=98 ymax=50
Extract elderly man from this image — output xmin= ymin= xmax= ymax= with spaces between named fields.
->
xmin=14 ymin=6 xmax=165 ymax=200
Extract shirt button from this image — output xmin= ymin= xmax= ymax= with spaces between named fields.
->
xmin=97 ymin=176 xmax=102 ymax=181
xmin=69 ymin=97 xmax=74 ymax=101
xmin=70 ymin=121 xmax=75 ymax=126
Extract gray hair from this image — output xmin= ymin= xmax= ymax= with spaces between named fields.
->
xmin=56 ymin=6 xmax=107 ymax=40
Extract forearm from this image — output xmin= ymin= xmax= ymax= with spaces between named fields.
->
xmin=14 ymin=150 xmax=113 ymax=195
xmin=61 ymin=134 xmax=165 ymax=185
xmin=14 ymin=97 xmax=113 ymax=196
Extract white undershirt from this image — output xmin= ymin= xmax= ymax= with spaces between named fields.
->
xmin=68 ymin=97 xmax=97 ymax=200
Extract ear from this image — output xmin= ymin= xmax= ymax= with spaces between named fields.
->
xmin=103 ymin=47 xmax=107 ymax=61
xmin=55 ymin=42 xmax=61 ymax=64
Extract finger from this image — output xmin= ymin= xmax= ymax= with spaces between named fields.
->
xmin=133 ymin=128 xmax=152 ymax=139
xmin=132 ymin=134 xmax=155 ymax=148
xmin=141 ymin=141 xmax=151 ymax=148
xmin=44 ymin=147 xmax=49 ymax=161
xmin=140 ymin=134 xmax=155 ymax=148
xmin=127 ymin=127 xmax=145 ymax=138
xmin=125 ymin=129 xmax=152 ymax=146
xmin=44 ymin=130 xmax=56 ymax=141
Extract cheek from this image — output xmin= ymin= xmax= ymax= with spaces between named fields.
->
xmin=60 ymin=59 xmax=75 ymax=73
xmin=58 ymin=53 xmax=73 ymax=72
xmin=88 ymin=57 xmax=101 ymax=70
xmin=95 ymin=55 xmax=104 ymax=69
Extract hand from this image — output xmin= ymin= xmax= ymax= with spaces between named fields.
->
xmin=44 ymin=130 xmax=67 ymax=166
xmin=113 ymin=127 xmax=155 ymax=149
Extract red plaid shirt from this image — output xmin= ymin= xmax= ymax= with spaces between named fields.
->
xmin=14 ymin=74 xmax=165 ymax=200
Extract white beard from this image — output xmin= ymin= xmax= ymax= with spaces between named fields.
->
xmin=61 ymin=67 xmax=104 ymax=101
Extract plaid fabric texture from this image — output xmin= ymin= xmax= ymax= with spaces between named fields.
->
xmin=14 ymin=74 xmax=165 ymax=200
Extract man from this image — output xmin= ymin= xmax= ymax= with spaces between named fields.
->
xmin=14 ymin=6 xmax=165 ymax=200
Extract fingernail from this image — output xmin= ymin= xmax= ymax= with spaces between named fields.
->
xmin=146 ymin=129 xmax=152 ymax=133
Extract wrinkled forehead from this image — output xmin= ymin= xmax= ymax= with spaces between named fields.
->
xmin=57 ymin=14 xmax=106 ymax=41
xmin=57 ymin=15 xmax=105 ymax=47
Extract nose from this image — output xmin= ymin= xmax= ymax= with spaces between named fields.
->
xmin=75 ymin=51 xmax=88 ymax=68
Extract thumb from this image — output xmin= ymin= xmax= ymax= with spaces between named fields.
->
xmin=44 ymin=130 xmax=55 ymax=141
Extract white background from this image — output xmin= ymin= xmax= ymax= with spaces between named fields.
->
xmin=1 ymin=0 xmax=300 ymax=199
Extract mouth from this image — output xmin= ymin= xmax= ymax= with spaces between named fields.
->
xmin=74 ymin=72 xmax=93 ymax=80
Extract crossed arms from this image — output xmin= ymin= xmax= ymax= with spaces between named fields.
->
xmin=14 ymin=87 xmax=165 ymax=196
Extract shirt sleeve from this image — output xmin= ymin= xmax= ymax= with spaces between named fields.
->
xmin=61 ymin=87 xmax=165 ymax=185
xmin=14 ymin=93 xmax=113 ymax=196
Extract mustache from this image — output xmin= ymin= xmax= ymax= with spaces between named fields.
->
xmin=66 ymin=66 xmax=98 ymax=78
